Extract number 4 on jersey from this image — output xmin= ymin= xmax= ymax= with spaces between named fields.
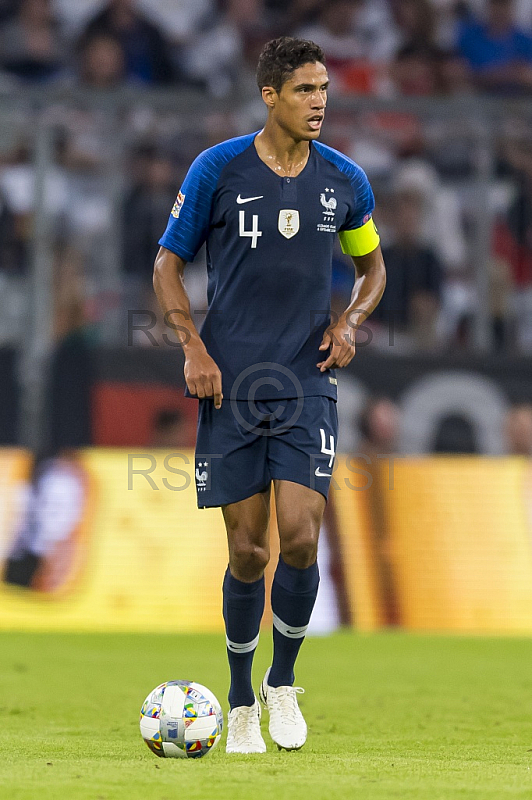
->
xmin=239 ymin=210 xmax=262 ymax=249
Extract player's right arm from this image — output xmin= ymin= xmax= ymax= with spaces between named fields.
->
xmin=154 ymin=146 xmax=230 ymax=409
xmin=153 ymin=247 xmax=223 ymax=409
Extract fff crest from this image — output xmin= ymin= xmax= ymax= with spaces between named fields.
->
xmin=278 ymin=209 xmax=299 ymax=239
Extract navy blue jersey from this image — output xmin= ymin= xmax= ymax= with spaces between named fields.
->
xmin=159 ymin=132 xmax=376 ymax=401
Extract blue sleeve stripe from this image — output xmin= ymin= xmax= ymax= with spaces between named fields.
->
xmin=159 ymin=132 xmax=258 ymax=261
xmin=313 ymin=141 xmax=375 ymax=231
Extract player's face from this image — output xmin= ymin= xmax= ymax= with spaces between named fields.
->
xmin=273 ymin=62 xmax=329 ymax=141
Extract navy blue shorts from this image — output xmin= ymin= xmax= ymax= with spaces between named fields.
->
xmin=194 ymin=396 xmax=338 ymax=508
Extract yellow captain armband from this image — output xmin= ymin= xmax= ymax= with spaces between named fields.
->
xmin=338 ymin=217 xmax=380 ymax=257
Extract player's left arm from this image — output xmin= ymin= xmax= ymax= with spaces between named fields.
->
xmin=318 ymin=160 xmax=386 ymax=371
xmin=318 ymin=240 xmax=386 ymax=372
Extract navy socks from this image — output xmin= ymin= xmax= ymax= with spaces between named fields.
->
xmin=223 ymin=557 xmax=319 ymax=706
xmin=223 ymin=567 xmax=265 ymax=709
xmin=269 ymin=556 xmax=320 ymax=688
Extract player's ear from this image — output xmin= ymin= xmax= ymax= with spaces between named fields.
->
xmin=261 ymin=85 xmax=277 ymax=110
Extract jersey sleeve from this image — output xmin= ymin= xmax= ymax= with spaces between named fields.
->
xmin=338 ymin=164 xmax=380 ymax=257
xmin=158 ymin=149 xmax=219 ymax=262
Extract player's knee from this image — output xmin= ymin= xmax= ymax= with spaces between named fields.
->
xmin=281 ymin=531 xmax=319 ymax=570
xmin=230 ymin=540 xmax=269 ymax=581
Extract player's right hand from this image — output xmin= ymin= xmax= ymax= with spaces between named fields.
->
xmin=184 ymin=347 xmax=223 ymax=408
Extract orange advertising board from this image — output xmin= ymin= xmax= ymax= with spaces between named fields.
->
xmin=1 ymin=450 xmax=532 ymax=634
xmin=383 ymin=458 xmax=532 ymax=633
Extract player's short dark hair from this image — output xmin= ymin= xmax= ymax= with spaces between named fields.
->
xmin=256 ymin=37 xmax=326 ymax=93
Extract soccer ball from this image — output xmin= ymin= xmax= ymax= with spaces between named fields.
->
xmin=140 ymin=680 xmax=223 ymax=759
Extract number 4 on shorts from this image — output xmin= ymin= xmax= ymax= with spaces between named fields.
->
xmin=320 ymin=428 xmax=335 ymax=468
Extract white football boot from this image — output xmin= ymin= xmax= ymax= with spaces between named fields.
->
xmin=259 ymin=668 xmax=307 ymax=751
xmin=225 ymin=698 xmax=267 ymax=754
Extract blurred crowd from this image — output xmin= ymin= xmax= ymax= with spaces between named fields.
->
xmin=0 ymin=0 xmax=531 ymax=356
xmin=339 ymin=393 xmax=532 ymax=455
xmin=1 ymin=0 xmax=532 ymax=97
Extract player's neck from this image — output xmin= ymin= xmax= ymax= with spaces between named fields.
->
xmin=255 ymin=124 xmax=310 ymax=178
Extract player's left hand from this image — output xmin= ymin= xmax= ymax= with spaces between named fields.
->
xmin=317 ymin=320 xmax=356 ymax=371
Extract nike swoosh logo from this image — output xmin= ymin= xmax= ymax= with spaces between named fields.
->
xmin=315 ymin=468 xmax=331 ymax=477
xmin=236 ymin=194 xmax=264 ymax=204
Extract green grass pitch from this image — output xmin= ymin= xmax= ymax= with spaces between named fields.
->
xmin=1 ymin=630 xmax=532 ymax=799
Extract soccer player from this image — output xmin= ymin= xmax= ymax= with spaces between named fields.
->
xmin=153 ymin=37 xmax=386 ymax=753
